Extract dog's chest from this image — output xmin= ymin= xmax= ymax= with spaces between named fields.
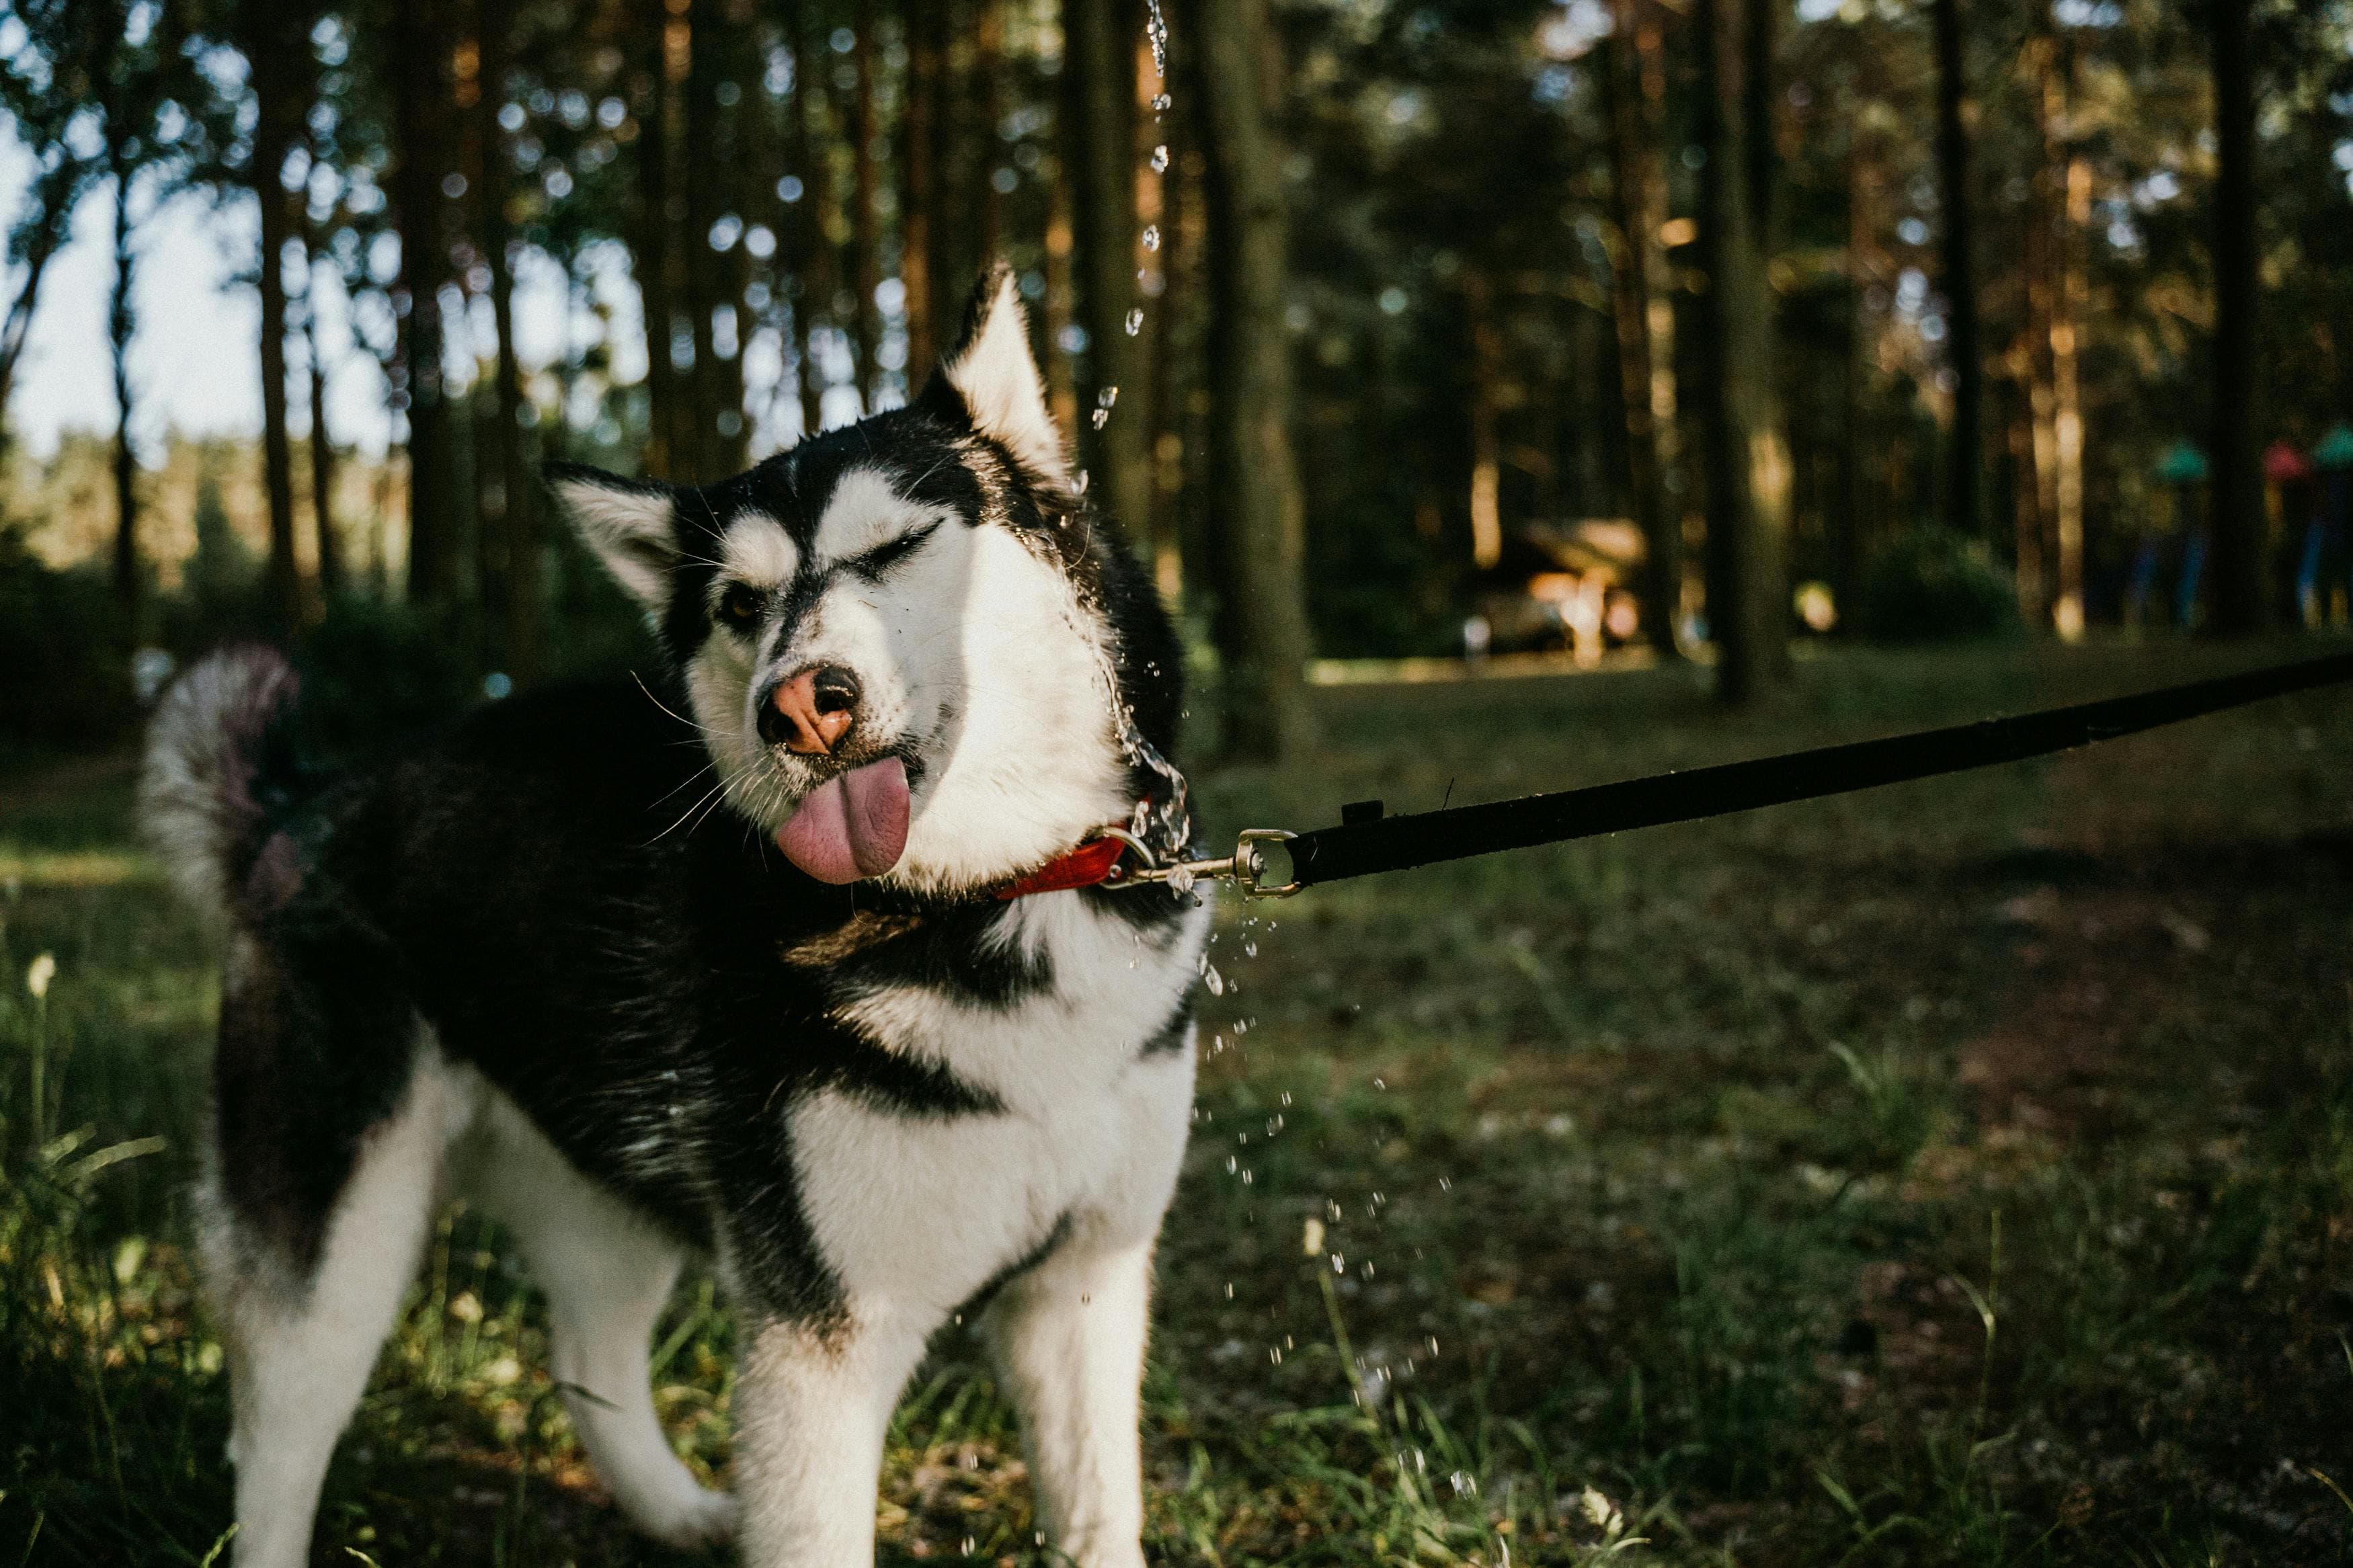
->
xmin=789 ymin=893 xmax=1208 ymax=1312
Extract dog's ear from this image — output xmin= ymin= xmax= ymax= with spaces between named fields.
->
xmin=917 ymin=263 xmax=1070 ymax=487
xmin=547 ymin=462 xmax=680 ymax=612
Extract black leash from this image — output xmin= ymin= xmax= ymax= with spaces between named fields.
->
xmin=1109 ymin=651 xmax=2353 ymax=898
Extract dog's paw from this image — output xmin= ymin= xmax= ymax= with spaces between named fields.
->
xmin=641 ymin=1487 xmax=738 ymax=1549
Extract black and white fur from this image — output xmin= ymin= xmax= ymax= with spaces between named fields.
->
xmin=143 ymin=268 xmax=1208 ymax=1568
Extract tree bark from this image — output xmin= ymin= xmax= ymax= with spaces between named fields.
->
xmin=635 ymin=2 xmax=689 ymax=477
xmin=1044 ymin=164 xmax=1078 ymax=435
xmin=850 ymin=0 xmax=883 ymax=408
xmin=249 ymin=5 xmax=306 ymax=638
xmin=0 ymin=165 xmax=77 ymax=464
xmin=785 ymin=0 xmax=834 ymax=438
xmin=477 ymin=0 xmax=537 ymax=678
xmin=2052 ymin=151 xmax=2087 ymax=640
xmin=1601 ymin=17 xmax=1681 ymax=658
xmin=975 ymin=0 xmax=1005 ymax=264
xmin=1693 ymin=0 xmax=1783 ymax=704
xmin=1931 ymin=0 xmax=1983 ymax=544
xmin=683 ymin=0 xmax=746 ymax=474
xmin=304 ymin=253 xmax=343 ymax=599
xmin=902 ymin=0 xmax=943 ymax=382
xmin=1064 ymin=0 xmax=1151 ymax=544
xmin=1465 ymin=270 xmax=1503 ymax=570
xmin=2206 ymin=0 xmax=2264 ymax=633
xmin=1190 ymin=0 xmax=1316 ymax=757
xmin=391 ymin=0 xmax=454 ymax=602
xmin=109 ymin=159 xmax=139 ymax=618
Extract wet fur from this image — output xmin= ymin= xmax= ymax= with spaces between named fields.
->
xmin=149 ymin=269 xmax=1207 ymax=1568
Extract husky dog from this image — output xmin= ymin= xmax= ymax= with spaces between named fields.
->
xmin=142 ymin=269 xmax=1209 ymax=1568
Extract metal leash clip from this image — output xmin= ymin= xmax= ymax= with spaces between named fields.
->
xmin=1101 ymin=827 xmax=1301 ymax=899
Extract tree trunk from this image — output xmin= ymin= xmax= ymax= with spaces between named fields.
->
xmin=2206 ymin=0 xmax=2264 ymax=633
xmin=1142 ymin=69 xmax=1189 ymax=600
xmin=1043 ymin=165 xmax=1078 ymax=435
xmin=975 ymin=0 xmax=1005 ymax=264
xmin=1601 ymin=17 xmax=1681 ymax=657
xmin=683 ymin=0 xmax=744 ymax=474
xmin=903 ymin=0 xmax=943 ymax=382
xmin=104 ymin=163 xmax=141 ymax=623
xmin=2007 ymin=397 xmax=2044 ymax=620
xmin=1932 ymin=0 xmax=1983 ymax=544
xmin=2052 ymin=151 xmax=2087 ymax=640
xmin=392 ymin=0 xmax=454 ymax=602
xmin=1190 ymin=0 xmax=1316 ymax=757
xmin=0 ymin=168 xmax=75 ymax=463
xmin=249 ymin=10 xmax=305 ymax=638
xmin=1064 ymin=0 xmax=1151 ymax=543
xmin=786 ymin=0 xmax=834 ymax=438
xmin=1465 ymin=270 xmax=1503 ymax=570
xmin=1693 ymin=0 xmax=1782 ymax=704
xmin=304 ymin=253 xmax=344 ymax=599
xmin=850 ymin=0 xmax=883 ymax=408
xmin=1740 ymin=0 xmax=1790 ymax=677
xmin=478 ymin=0 xmax=537 ymax=679
xmin=635 ymin=2 xmax=688 ymax=477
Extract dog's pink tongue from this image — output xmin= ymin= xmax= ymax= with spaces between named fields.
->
xmin=776 ymin=756 xmax=910 ymax=883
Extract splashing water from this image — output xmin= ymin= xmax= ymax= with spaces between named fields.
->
xmin=1125 ymin=306 xmax=1146 ymax=335
xmin=1151 ymin=92 xmax=1172 ymax=112
xmin=1142 ymin=224 xmax=1162 ymax=252
xmin=1144 ymin=0 xmax=1170 ymax=79
xmin=1150 ymin=143 xmax=1170 ymax=173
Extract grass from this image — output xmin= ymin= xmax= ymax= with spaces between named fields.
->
xmin=4 ymin=636 xmax=2352 ymax=1565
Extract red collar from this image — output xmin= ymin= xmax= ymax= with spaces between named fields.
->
xmin=992 ymin=835 xmax=1131 ymax=899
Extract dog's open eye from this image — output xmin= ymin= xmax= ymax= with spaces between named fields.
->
xmin=718 ymin=583 xmax=766 ymax=630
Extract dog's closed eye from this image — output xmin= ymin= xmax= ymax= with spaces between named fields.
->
xmin=846 ymin=522 xmax=942 ymax=583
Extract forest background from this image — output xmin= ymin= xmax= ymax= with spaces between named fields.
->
xmin=3 ymin=0 xmax=2351 ymax=752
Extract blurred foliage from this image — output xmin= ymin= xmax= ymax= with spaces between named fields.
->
xmin=0 ymin=529 xmax=136 ymax=746
xmin=1854 ymin=526 xmax=2024 ymax=644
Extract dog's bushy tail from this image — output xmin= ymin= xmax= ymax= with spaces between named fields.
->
xmin=140 ymin=647 xmax=303 ymax=929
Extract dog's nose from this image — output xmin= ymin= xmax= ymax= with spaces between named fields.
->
xmin=758 ymin=665 xmax=863 ymax=754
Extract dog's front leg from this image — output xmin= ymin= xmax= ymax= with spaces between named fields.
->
xmin=733 ymin=1311 xmax=927 ymax=1567
xmin=986 ymin=1235 xmax=1156 ymax=1568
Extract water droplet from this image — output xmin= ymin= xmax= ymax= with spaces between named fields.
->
xmin=1204 ymin=964 xmax=1224 ymax=996
xmin=1240 ymin=1168 xmax=1252 ymax=1184
xmin=1096 ymin=384 xmax=1119 ymax=409
xmin=1144 ymin=0 xmax=1170 ymax=79
xmin=1372 ymin=1075 xmax=1385 ymax=1090
xmin=1450 ymin=1470 xmax=1476 ymax=1497
xmin=1332 ymin=1252 xmax=1345 ymax=1274
xmin=1243 ymin=939 xmax=1257 ymax=957
xmin=1125 ymin=306 xmax=1146 ymax=335
xmin=1280 ymin=1090 xmax=1292 ymax=1106
xmin=1151 ymin=93 xmax=1172 ymax=112
xmin=1141 ymin=224 xmax=1161 ymax=251
xmin=1150 ymin=143 xmax=1170 ymax=173
xmin=1091 ymin=408 xmax=1110 ymax=429
xmin=1224 ymin=1281 xmax=1234 ymax=1298
xmin=1226 ymin=1155 xmax=1238 ymax=1173
xmin=961 ymin=1536 xmax=976 ymax=1555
